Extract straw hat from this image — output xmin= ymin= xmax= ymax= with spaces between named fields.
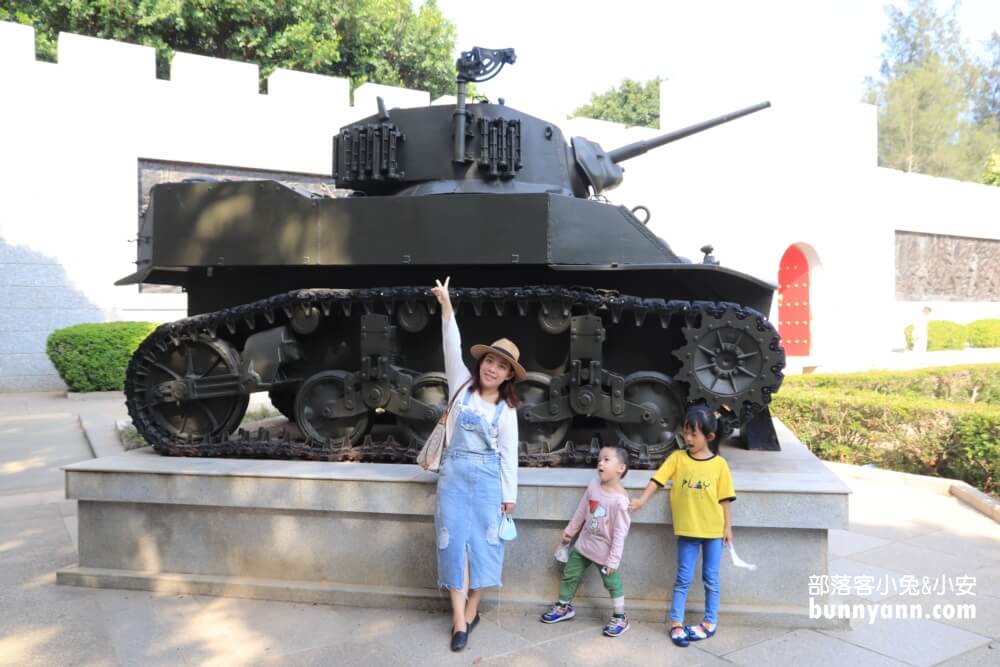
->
xmin=470 ymin=338 xmax=527 ymax=382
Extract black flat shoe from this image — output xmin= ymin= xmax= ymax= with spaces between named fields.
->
xmin=467 ymin=613 xmax=481 ymax=634
xmin=450 ymin=629 xmax=468 ymax=652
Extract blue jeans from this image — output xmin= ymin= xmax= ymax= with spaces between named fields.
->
xmin=670 ymin=536 xmax=723 ymax=625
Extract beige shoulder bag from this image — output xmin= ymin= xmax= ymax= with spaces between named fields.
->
xmin=417 ymin=378 xmax=471 ymax=472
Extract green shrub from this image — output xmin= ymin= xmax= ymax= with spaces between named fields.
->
xmin=927 ymin=320 xmax=966 ymax=350
xmin=46 ymin=322 xmax=158 ymax=392
xmin=772 ymin=386 xmax=1000 ymax=494
xmin=782 ymin=364 xmax=1000 ymax=405
xmin=967 ymin=320 xmax=1000 ymax=348
xmin=904 ymin=324 xmax=914 ymax=350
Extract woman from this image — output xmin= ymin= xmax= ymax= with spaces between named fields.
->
xmin=429 ymin=277 xmax=524 ymax=652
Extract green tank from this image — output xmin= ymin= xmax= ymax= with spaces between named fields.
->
xmin=117 ymin=47 xmax=785 ymax=468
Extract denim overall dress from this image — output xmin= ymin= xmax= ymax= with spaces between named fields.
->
xmin=435 ymin=389 xmax=506 ymax=590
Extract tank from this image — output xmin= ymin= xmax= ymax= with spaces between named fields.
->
xmin=117 ymin=47 xmax=785 ymax=468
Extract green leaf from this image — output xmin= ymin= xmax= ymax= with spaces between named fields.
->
xmin=571 ymin=78 xmax=661 ymax=129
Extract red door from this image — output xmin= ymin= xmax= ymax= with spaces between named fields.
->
xmin=778 ymin=246 xmax=811 ymax=356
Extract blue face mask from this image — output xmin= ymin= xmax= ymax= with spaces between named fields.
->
xmin=498 ymin=514 xmax=517 ymax=541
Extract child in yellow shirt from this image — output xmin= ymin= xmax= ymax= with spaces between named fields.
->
xmin=630 ymin=405 xmax=734 ymax=648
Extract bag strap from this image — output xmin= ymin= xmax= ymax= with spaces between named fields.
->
xmin=438 ymin=378 xmax=472 ymax=424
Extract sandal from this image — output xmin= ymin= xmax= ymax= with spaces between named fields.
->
xmin=670 ymin=625 xmax=689 ymax=647
xmin=684 ymin=622 xmax=716 ymax=641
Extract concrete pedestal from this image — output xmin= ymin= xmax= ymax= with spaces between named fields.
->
xmin=58 ymin=420 xmax=849 ymax=627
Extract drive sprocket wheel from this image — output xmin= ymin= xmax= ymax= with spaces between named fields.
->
xmin=674 ymin=307 xmax=781 ymax=412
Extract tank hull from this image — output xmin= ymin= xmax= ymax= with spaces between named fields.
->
xmin=120 ymin=182 xmax=775 ymax=315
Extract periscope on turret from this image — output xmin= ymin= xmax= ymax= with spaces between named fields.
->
xmin=117 ymin=47 xmax=785 ymax=467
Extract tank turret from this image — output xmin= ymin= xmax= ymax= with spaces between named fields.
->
xmin=119 ymin=46 xmax=786 ymax=469
xmin=333 ymin=48 xmax=769 ymax=198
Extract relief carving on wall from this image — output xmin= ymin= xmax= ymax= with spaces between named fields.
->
xmin=895 ymin=231 xmax=1000 ymax=301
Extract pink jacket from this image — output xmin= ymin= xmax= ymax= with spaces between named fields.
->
xmin=565 ymin=479 xmax=631 ymax=570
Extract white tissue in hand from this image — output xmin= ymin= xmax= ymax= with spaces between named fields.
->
xmin=729 ymin=543 xmax=757 ymax=570
xmin=554 ymin=543 xmax=570 ymax=563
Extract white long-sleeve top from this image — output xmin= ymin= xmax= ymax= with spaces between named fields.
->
xmin=442 ymin=314 xmax=519 ymax=504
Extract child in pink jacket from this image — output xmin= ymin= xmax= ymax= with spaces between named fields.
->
xmin=540 ymin=445 xmax=632 ymax=637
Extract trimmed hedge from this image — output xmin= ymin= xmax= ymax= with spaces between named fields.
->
xmin=967 ymin=319 xmax=1000 ymax=348
xmin=46 ymin=322 xmax=157 ymax=392
xmin=903 ymin=319 xmax=1000 ymax=350
xmin=927 ymin=320 xmax=967 ymax=351
xmin=782 ymin=364 xmax=1000 ymax=405
xmin=772 ymin=387 xmax=1000 ymax=495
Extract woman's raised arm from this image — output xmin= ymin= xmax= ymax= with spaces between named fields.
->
xmin=432 ymin=277 xmax=470 ymax=401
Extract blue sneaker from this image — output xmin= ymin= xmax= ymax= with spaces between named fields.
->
xmin=603 ymin=614 xmax=630 ymax=637
xmin=541 ymin=603 xmax=575 ymax=623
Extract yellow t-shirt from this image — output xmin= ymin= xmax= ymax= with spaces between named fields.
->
xmin=651 ymin=449 xmax=736 ymax=538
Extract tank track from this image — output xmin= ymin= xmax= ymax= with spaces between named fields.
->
xmin=125 ymin=286 xmax=785 ymax=466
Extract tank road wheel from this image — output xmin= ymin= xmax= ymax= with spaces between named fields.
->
xmin=398 ymin=372 xmax=449 ymax=446
xmin=136 ymin=336 xmax=249 ymax=441
xmin=616 ymin=372 xmax=685 ymax=462
xmin=294 ymin=371 xmax=369 ymax=445
xmin=517 ymin=372 xmax=571 ymax=457
xmin=674 ymin=308 xmax=778 ymax=410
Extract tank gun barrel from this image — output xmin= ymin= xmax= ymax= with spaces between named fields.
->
xmin=606 ymin=101 xmax=771 ymax=164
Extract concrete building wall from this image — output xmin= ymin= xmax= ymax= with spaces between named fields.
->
xmin=0 ymin=24 xmax=405 ymax=390
xmin=1 ymin=21 xmax=998 ymax=390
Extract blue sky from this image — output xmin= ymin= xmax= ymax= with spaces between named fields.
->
xmin=435 ymin=0 xmax=1000 ymax=121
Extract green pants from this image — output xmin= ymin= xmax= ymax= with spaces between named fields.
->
xmin=559 ymin=549 xmax=624 ymax=602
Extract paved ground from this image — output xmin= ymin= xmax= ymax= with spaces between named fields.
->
xmin=1 ymin=392 xmax=997 ymax=667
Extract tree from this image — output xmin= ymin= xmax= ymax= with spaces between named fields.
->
xmin=975 ymin=32 xmax=1000 ymax=125
xmin=0 ymin=0 xmax=459 ymax=98
xmin=866 ymin=0 xmax=995 ymax=182
xmin=983 ymin=152 xmax=1000 ymax=186
xmin=572 ymin=78 xmax=661 ymax=129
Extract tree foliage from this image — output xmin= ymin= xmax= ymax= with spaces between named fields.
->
xmin=866 ymin=0 xmax=998 ymax=183
xmin=983 ymin=151 xmax=1000 ymax=186
xmin=0 ymin=0 xmax=459 ymax=98
xmin=572 ymin=77 xmax=661 ymax=129
xmin=974 ymin=32 xmax=1000 ymax=124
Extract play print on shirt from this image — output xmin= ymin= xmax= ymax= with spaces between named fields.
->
xmin=587 ymin=499 xmax=607 ymax=532
xmin=681 ymin=478 xmax=713 ymax=490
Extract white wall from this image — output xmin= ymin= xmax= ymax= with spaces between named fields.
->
xmin=2 ymin=22 xmax=999 ymax=390
xmin=0 ymin=24 xmax=403 ymax=390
